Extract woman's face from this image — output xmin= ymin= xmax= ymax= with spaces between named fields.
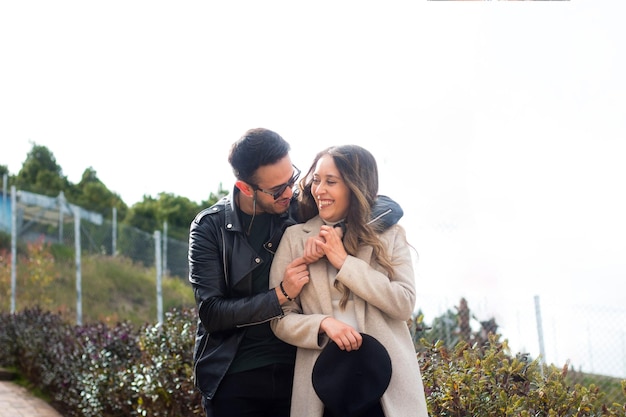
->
xmin=311 ymin=154 xmax=350 ymax=223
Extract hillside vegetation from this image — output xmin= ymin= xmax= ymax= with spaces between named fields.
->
xmin=0 ymin=234 xmax=195 ymax=327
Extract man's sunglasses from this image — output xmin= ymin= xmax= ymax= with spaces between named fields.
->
xmin=251 ymin=165 xmax=301 ymax=200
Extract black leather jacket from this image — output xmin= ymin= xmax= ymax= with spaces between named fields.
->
xmin=188 ymin=187 xmax=403 ymax=399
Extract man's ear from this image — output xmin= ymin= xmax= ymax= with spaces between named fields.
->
xmin=235 ymin=180 xmax=255 ymax=197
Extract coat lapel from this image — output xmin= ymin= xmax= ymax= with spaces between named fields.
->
xmin=301 ymin=216 xmax=379 ymax=323
xmin=353 ymin=245 xmax=374 ymax=330
xmin=300 ymin=217 xmax=335 ymax=316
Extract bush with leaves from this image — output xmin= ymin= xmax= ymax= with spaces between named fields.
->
xmin=126 ymin=308 xmax=200 ymax=417
xmin=420 ymin=333 xmax=626 ymax=416
xmin=1 ymin=308 xmax=625 ymax=416
xmin=0 ymin=307 xmax=201 ymax=416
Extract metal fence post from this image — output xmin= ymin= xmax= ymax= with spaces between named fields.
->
xmin=154 ymin=230 xmax=163 ymax=325
xmin=112 ymin=207 xmax=117 ymax=256
xmin=534 ymin=295 xmax=546 ymax=376
xmin=74 ymin=206 xmax=82 ymax=325
xmin=1 ymin=174 xmax=6 ymax=227
xmin=58 ymin=191 xmax=65 ymax=243
xmin=10 ymin=186 xmax=17 ymax=314
xmin=162 ymin=221 xmax=168 ymax=277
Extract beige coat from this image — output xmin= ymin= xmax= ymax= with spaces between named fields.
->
xmin=270 ymin=216 xmax=429 ymax=417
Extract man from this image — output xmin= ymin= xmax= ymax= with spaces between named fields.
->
xmin=188 ymin=128 xmax=403 ymax=417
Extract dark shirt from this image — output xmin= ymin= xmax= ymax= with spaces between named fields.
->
xmin=228 ymin=210 xmax=296 ymax=374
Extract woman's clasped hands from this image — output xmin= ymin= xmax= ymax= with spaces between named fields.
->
xmin=280 ymin=225 xmax=347 ymax=304
xmin=302 ymin=225 xmax=347 ymax=269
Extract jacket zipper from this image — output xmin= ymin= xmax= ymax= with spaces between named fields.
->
xmin=368 ymin=208 xmax=391 ymax=225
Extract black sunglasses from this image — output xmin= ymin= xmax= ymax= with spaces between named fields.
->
xmin=251 ymin=165 xmax=301 ymax=200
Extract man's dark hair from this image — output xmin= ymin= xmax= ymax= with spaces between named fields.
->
xmin=228 ymin=128 xmax=291 ymax=183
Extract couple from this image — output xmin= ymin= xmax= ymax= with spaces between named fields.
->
xmin=188 ymin=128 xmax=429 ymax=417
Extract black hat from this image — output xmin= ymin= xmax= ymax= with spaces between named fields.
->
xmin=312 ymin=333 xmax=392 ymax=417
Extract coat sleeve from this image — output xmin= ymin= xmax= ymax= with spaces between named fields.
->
xmin=336 ymin=224 xmax=416 ymax=321
xmin=189 ymin=213 xmax=283 ymax=333
xmin=269 ymin=226 xmax=331 ymax=350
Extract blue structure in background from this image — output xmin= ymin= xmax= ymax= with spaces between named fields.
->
xmin=0 ymin=191 xmax=10 ymax=233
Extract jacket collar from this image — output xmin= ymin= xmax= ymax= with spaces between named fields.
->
xmin=223 ymin=187 xmax=244 ymax=233
xmin=224 ymin=185 xmax=298 ymax=252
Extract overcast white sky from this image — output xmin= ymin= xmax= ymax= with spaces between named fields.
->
xmin=2 ymin=1 xmax=625 ymax=377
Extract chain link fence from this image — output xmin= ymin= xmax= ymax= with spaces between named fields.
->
xmin=0 ymin=187 xmax=190 ymax=324
xmin=1 ymin=188 xmax=189 ymax=277
xmin=417 ymin=293 xmax=625 ymax=377
xmin=416 ymin=292 xmax=625 ymax=405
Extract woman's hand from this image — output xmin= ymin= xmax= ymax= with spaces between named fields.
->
xmin=315 ymin=225 xmax=348 ymax=270
xmin=319 ymin=317 xmax=362 ymax=351
xmin=302 ymin=235 xmax=325 ymax=264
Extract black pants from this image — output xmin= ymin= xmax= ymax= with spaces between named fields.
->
xmin=205 ymin=363 xmax=294 ymax=417
xmin=322 ymin=402 xmax=385 ymax=417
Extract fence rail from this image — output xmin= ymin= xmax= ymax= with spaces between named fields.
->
xmin=1 ymin=187 xmax=189 ymax=324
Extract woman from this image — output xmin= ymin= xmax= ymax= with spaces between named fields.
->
xmin=269 ymin=145 xmax=429 ymax=417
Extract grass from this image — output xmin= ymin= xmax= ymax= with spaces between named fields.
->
xmin=1 ymin=243 xmax=196 ymax=327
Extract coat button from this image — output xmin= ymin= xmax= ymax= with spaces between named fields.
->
xmin=255 ymin=257 xmax=261 ymax=264
xmin=226 ymin=224 xmax=233 ymax=229
xmin=267 ymin=242 xmax=273 ymax=248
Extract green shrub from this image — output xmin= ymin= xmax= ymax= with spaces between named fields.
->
xmin=420 ymin=334 xmax=626 ymax=416
xmin=0 ymin=307 xmax=201 ymax=416
xmin=129 ymin=308 xmax=199 ymax=416
xmin=1 ymin=308 xmax=624 ymax=417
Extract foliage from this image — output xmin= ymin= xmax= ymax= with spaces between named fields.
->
xmin=1 ymin=308 xmax=624 ymax=417
xmin=0 ymin=238 xmax=195 ymax=327
xmin=420 ymin=334 xmax=626 ymax=416
xmin=201 ymin=182 xmax=229 ymax=209
xmin=129 ymin=308 xmax=200 ymax=417
xmin=0 ymin=230 xmax=11 ymax=250
xmin=22 ymin=237 xmax=56 ymax=307
xmin=3 ymin=146 xmax=624 ymax=415
xmin=66 ymin=166 xmax=128 ymax=220
xmin=0 ymin=248 xmax=10 ymax=303
xmin=567 ymin=369 xmax=626 ymax=414
xmin=3 ymin=143 xmax=229 ymax=235
xmin=410 ymin=298 xmax=626 ymax=412
xmin=0 ymin=236 xmax=57 ymax=311
xmin=0 ymin=307 xmax=202 ymax=417
xmin=13 ymin=143 xmax=69 ymax=197
xmin=415 ymin=297 xmax=501 ymax=351
xmin=125 ymin=193 xmax=200 ymax=241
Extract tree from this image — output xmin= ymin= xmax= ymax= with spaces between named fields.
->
xmin=14 ymin=143 xmax=68 ymax=197
xmin=7 ymin=143 xmax=230 ymax=237
xmin=122 ymin=184 xmax=229 ymax=240
xmin=67 ymin=167 xmax=128 ymax=220
xmin=199 ymin=183 xmax=229 ymax=209
xmin=124 ymin=193 xmax=200 ymax=241
xmin=415 ymin=298 xmax=501 ymax=351
xmin=0 ymin=165 xmax=11 ymax=196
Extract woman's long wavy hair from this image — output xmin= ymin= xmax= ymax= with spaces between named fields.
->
xmin=298 ymin=145 xmax=395 ymax=308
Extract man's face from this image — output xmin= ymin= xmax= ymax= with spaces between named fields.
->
xmin=249 ymin=156 xmax=299 ymax=215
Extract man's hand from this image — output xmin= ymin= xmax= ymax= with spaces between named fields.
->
xmin=277 ymin=257 xmax=309 ymax=303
